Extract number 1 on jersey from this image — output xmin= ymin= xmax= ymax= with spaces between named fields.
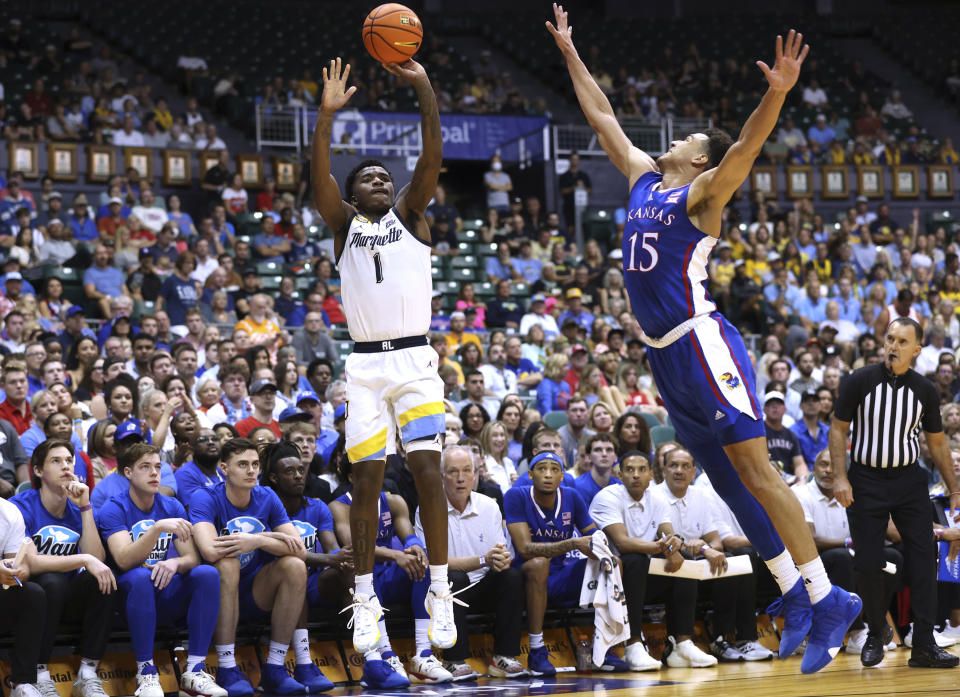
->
xmin=373 ymin=252 xmax=384 ymax=283
xmin=626 ymin=231 xmax=660 ymax=272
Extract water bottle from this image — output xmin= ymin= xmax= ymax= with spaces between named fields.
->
xmin=575 ymin=634 xmax=593 ymax=671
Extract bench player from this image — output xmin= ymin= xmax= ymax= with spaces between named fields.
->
xmin=547 ymin=4 xmax=860 ymax=673
xmin=310 ymin=56 xmax=456 ymax=666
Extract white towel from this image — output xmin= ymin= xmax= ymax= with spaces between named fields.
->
xmin=579 ymin=530 xmax=630 ymax=666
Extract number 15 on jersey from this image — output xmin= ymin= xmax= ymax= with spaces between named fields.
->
xmin=625 ymin=231 xmax=659 ymax=272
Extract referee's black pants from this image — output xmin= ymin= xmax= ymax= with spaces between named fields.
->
xmin=821 ymin=546 xmax=904 ymax=630
xmin=847 ymin=463 xmax=937 ymax=648
xmin=621 ymin=554 xmax=697 ymax=638
xmin=446 ymin=568 xmax=523 ymax=661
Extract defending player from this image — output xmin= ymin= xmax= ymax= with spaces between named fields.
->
xmin=98 ymin=443 xmax=226 ymax=697
xmin=311 ymin=56 xmax=456 ymax=658
xmin=546 ymin=4 xmax=860 ymax=673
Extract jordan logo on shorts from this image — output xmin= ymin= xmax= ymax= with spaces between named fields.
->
xmin=715 ymin=410 xmax=725 ymax=421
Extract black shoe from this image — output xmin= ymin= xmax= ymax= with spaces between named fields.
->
xmin=908 ymin=645 xmax=960 ymax=668
xmin=861 ymin=635 xmax=884 ymax=667
xmin=881 ymin=623 xmax=894 ymax=646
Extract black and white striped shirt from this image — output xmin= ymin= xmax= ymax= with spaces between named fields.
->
xmin=835 ymin=364 xmax=942 ymax=469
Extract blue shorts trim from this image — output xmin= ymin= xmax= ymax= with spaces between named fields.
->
xmin=547 ymin=557 xmax=587 ymax=607
xmin=373 ymin=562 xmax=412 ymax=606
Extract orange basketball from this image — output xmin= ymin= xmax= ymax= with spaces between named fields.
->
xmin=362 ymin=3 xmax=423 ymax=64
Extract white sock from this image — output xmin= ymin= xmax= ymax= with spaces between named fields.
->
xmin=376 ymin=620 xmax=391 ymax=653
xmin=364 ymin=649 xmax=381 ymax=662
xmin=78 ymin=658 xmax=98 ymax=681
xmin=292 ymin=629 xmax=311 ymax=665
xmin=529 ymin=633 xmax=544 ymax=650
xmin=136 ymin=660 xmax=154 ymax=674
xmin=429 ymin=564 xmax=448 ymax=594
xmin=266 ymin=640 xmax=288 ymax=666
xmin=37 ymin=666 xmax=50 ymax=683
xmin=765 ymin=550 xmax=802 ymax=595
xmin=216 ymin=644 xmax=236 ymax=669
xmin=414 ymin=618 xmax=431 ymax=654
xmin=186 ymin=655 xmax=206 ymax=673
xmin=355 ymin=573 xmax=374 ymax=598
xmin=798 ymin=557 xmax=831 ymax=604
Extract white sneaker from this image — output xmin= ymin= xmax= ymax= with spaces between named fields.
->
xmin=425 ymin=587 xmax=463 ymax=649
xmin=904 ymin=624 xmax=956 ymax=648
xmin=846 ymin=628 xmax=869 ymax=654
xmin=664 ymin=636 xmax=718 ymax=668
xmin=36 ymin=679 xmax=58 ymax=697
xmin=624 ymin=642 xmax=660 ymax=671
xmin=134 ymin=667 xmax=164 ymax=697
xmin=11 ymin=684 xmax=42 ymax=697
xmin=941 ymin=622 xmax=960 ymax=643
xmin=408 ymin=653 xmax=453 ymax=684
xmin=384 ymin=654 xmax=408 ymax=680
xmin=442 ymin=661 xmax=481 ymax=681
xmin=736 ymin=640 xmax=774 ymax=661
xmin=710 ymin=639 xmax=745 ymax=662
xmin=71 ymin=676 xmax=108 ymax=697
xmin=340 ymin=592 xmax=384 ymax=653
xmin=179 ymin=668 xmax=228 ymax=697
xmin=486 ymin=655 xmax=528 ymax=679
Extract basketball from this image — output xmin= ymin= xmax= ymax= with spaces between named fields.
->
xmin=362 ymin=3 xmax=423 ymax=64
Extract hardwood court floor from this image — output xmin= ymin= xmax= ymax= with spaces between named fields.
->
xmin=324 ymin=648 xmax=960 ymax=697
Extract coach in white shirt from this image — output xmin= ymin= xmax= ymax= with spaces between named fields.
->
xmin=590 ymin=451 xmax=712 ymax=670
xmin=414 ymin=446 xmax=526 ymax=679
xmin=478 ymin=342 xmax=518 ymax=401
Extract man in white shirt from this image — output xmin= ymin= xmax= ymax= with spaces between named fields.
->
xmin=0 ymin=497 xmax=47 ymax=697
xmin=776 ymin=117 xmax=807 ymax=150
xmin=590 ymin=451 xmax=710 ymax=671
xmin=111 ymin=116 xmax=145 ymax=146
xmin=131 ymin=189 xmax=169 ymax=234
xmin=916 ymin=326 xmax=952 ymax=377
xmin=195 ymin=124 xmax=226 ymax=151
xmin=190 ymin=237 xmax=219 ymax=285
xmin=518 ymin=294 xmax=560 ymax=340
xmin=413 ymin=446 xmax=526 ymax=680
xmin=478 ymin=343 xmax=517 ymax=401
xmin=820 ymin=300 xmax=860 ymax=344
xmin=880 ymin=90 xmax=913 ymax=120
xmin=802 ymin=79 xmax=828 ymax=108
xmin=657 ymin=447 xmax=767 ymax=663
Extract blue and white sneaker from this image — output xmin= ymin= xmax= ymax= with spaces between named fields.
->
xmin=597 ymin=649 xmax=630 ymax=672
xmin=257 ymin=665 xmax=305 ymax=695
xmin=767 ymin=577 xmax=813 ymax=658
xmin=801 ymin=585 xmax=863 ymax=674
xmin=214 ymin=667 xmax=254 ymax=697
xmin=292 ymin=663 xmax=334 ymax=693
xmin=527 ymin=647 xmax=556 ymax=677
xmin=360 ymin=660 xmax=410 ymax=689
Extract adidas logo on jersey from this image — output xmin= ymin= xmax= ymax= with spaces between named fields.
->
xmin=714 ymin=410 xmax=725 ymax=421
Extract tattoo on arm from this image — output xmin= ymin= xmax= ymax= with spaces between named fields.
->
xmin=354 ymin=518 xmax=370 ymax=575
xmin=523 ymin=538 xmax=576 ymax=559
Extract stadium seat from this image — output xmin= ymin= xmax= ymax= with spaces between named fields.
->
xmin=257 ymin=261 xmax=283 ymax=275
xmin=650 ymin=425 xmax=676 ymax=449
xmin=639 ymin=411 xmax=662 ymax=429
xmin=543 ymin=411 xmax=568 ymax=429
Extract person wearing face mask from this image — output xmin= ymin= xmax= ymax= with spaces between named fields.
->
xmin=484 ymin=155 xmax=512 ymax=214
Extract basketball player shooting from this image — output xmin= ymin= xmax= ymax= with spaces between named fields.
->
xmin=547 ymin=4 xmax=860 ymax=674
xmin=310 ymin=57 xmax=456 ymax=657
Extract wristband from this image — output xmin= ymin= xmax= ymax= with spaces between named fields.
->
xmin=700 ymin=544 xmax=710 ymax=555
xmin=404 ymin=534 xmax=424 ymax=549
xmin=478 ymin=554 xmax=486 ymax=569
xmin=936 ymin=529 xmax=944 ymax=542
xmin=78 ymin=504 xmax=92 ymax=513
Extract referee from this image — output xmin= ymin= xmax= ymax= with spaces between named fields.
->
xmin=829 ymin=318 xmax=960 ymax=669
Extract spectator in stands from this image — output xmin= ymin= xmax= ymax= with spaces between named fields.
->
xmin=807 ymin=114 xmax=835 ymax=152
xmin=558 ymin=152 xmax=591 ymax=235
xmin=855 ymin=106 xmax=883 ymax=138
xmin=234 ymin=379 xmax=281 ymax=439
xmin=112 ymin=115 xmax=145 ymax=146
xmin=503 ymin=336 xmax=542 ymax=389
xmin=791 ymin=391 xmax=830 ymax=472
xmin=939 ymin=137 xmax=959 ymax=164
xmin=902 ymin=137 xmax=928 ymax=164
xmin=82 ymin=244 xmax=128 ymax=319
xmin=69 ymin=194 xmax=98 ymax=243
xmin=763 ymin=389 xmax=807 ymax=478
xmin=557 ymin=288 xmax=594 ymax=333
xmin=141 ymin=117 xmax=169 ymax=148
xmin=253 ymin=216 xmax=290 ymax=264
xmin=458 ymin=370 xmax=501 ymax=421
xmin=222 ymin=173 xmax=248 ymax=216
xmin=880 ymin=90 xmax=912 ymax=120
xmin=190 ymin=437 xmax=309 ymax=695
xmin=97 ymin=196 xmax=128 ymax=242
xmin=426 ymin=183 xmax=462 ymax=233
xmin=132 ymin=190 xmax=169 ymax=236
xmin=484 ymin=155 xmax=512 ymax=213
xmin=484 ymin=279 xmax=522 ymax=330
xmin=485 ymin=242 xmax=519 ymax=283
xmin=158 ymin=252 xmax=200 ymax=327
xmin=802 ymin=78 xmax=828 ymax=109
xmin=536 ymin=354 xmax=572 ymax=418
xmin=519 ymin=294 xmax=560 ymax=340
xmin=445 ymin=311 xmax=482 ymax=357
xmin=478 ymin=343 xmax=518 ymax=401
xmin=573 ymin=433 xmax=621 ymax=506
xmin=200 ymin=150 xmax=231 ymax=205
xmin=12 ymin=440 xmax=116 ymax=697
xmin=292 ymin=312 xmax=337 ymax=366
xmin=513 ymin=240 xmax=543 ymax=284
xmin=194 ymin=124 xmax=226 ymax=151
xmin=777 ymin=116 xmax=806 ymax=150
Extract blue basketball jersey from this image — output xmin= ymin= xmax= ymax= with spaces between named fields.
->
xmin=189 ymin=482 xmax=290 ymax=575
xmin=622 ymin=171 xmax=718 ymax=337
xmin=98 ymin=492 xmax=187 ymax=567
xmin=503 ymin=485 xmax=593 ymax=571
xmin=335 ymin=491 xmax=395 ymax=551
xmin=290 ymin=497 xmax=335 ymax=554
xmin=11 ymin=489 xmax=83 ymax=557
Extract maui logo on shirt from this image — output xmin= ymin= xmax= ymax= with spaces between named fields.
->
xmin=33 ymin=525 xmax=80 ymax=556
xmin=625 ymin=206 xmax=677 ymax=226
xmin=220 ymin=516 xmax=267 ymax=568
xmin=293 ymin=519 xmax=317 ymax=553
xmin=719 ymin=372 xmax=740 ymax=390
xmin=349 ymin=227 xmax=402 ymax=251
xmin=131 ymin=519 xmax=172 ymax=567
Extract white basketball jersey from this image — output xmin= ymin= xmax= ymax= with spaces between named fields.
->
xmin=337 ymin=208 xmax=432 ymax=342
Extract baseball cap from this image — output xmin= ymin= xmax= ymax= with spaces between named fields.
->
xmin=48 ymin=191 xmax=62 ymax=200
xmin=65 ymin=306 xmax=84 ymax=318
xmin=249 ymin=378 xmax=278 ymax=395
xmin=529 ymin=451 xmax=565 ymax=470
xmin=512 ymin=196 xmax=522 ymax=204
xmin=800 ymin=391 xmax=820 ymax=403
xmin=296 ymin=391 xmax=320 ymax=406
xmin=565 ymin=287 xmax=582 ymax=299
xmin=530 ymin=293 xmax=546 ymax=304
xmin=115 ymin=419 xmax=144 ymax=442
xmin=334 ymin=403 xmax=347 ymax=421
xmin=47 ymin=217 xmax=62 ymax=227
xmin=823 ymin=344 xmax=840 ymax=357
xmin=139 ymin=248 xmax=153 ymax=258
xmin=856 ymin=195 xmax=868 ymax=203
xmin=571 ymin=343 xmax=588 ymax=354
xmin=764 ymin=391 xmax=786 ymax=405
xmin=5 ymin=272 xmax=22 ymax=282
xmin=73 ymin=194 xmax=88 ymax=206
xmin=431 ymin=289 xmax=443 ymax=298
xmin=108 ymin=196 xmax=123 ymax=206
xmin=716 ymin=241 xmax=732 ymax=250
xmin=767 ymin=251 xmax=781 ymax=261
xmin=278 ymin=406 xmax=312 ymax=423
xmin=450 ymin=311 xmax=466 ymax=320
xmin=607 ymin=248 xmax=623 ymax=260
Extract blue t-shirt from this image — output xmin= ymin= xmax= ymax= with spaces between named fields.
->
xmin=253 ymin=233 xmax=288 ymax=264
xmin=573 ymin=472 xmax=622 ymax=507
xmin=91 ymin=466 xmax=178 ymax=510
xmin=84 ymin=265 xmax=126 ymax=298
xmin=98 ymin=492 xmax=187 ymax=567
xmin=505 ymin=358 xmax=539 ymax=381
xmin=503 ymin=485 xmax=593 ymax=571
xmin=512 ymin=470 xmax=577 ymax=489
xmin=160 ymin=274 xmax=199 ymax=325
xmin=334 ymin=491 xmax=394 ymax=567
xmin=189 ymin=482 xmax=290 ymax=575
xmin=167 ymin=211 xmax=195 ymax=239
xmin=290 ymin=497 xmax=335 ymax=554
xmin=174 ymin=461 xmax=224 ymax=508
xmin=21 ymin=425 xmax=84 ymax=457
xmin=12 ymin=489 xmax=84 ymax=557
xmin=286 ymin=240 xmax=321 ymax=265
xmin=285 ymin=305 xmax=330 ymax=329
xmin=70 ymin=215 xmax=98 ymax=242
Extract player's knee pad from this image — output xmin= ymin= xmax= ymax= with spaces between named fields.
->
xmin=404 ymin=434 xmax=442 ymax=454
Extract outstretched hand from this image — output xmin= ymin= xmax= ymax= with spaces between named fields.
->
xmin=545 ymin=3 xmax=576 ymax=55
xmin=756 ymin=29 xmax=810 ymax=93
xmin=382 ymin=59 xmax=429 ymax=87
xmin=320 ymin=57 xmax=357 ymax=115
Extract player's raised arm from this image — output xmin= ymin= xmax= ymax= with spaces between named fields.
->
xmin=312 ymin=57 xmax=358 ymax=243
xmin=691 ymin=30 xmax=809 ymax=206
xmin=546 ymin=3 xmax=656 ymax=187
xmin=386 ymin=60 xmax=442 ymax=228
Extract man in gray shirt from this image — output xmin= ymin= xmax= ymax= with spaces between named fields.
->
xmin=557 ymin=396 xmax=594 ymax=468
xmin=0 ymin=419 xmax=29 ymax=498
xmin=292 ymin=311 xmax=338 ymax=365
xmin=37 ymin=219 xmax=77 ymax=265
